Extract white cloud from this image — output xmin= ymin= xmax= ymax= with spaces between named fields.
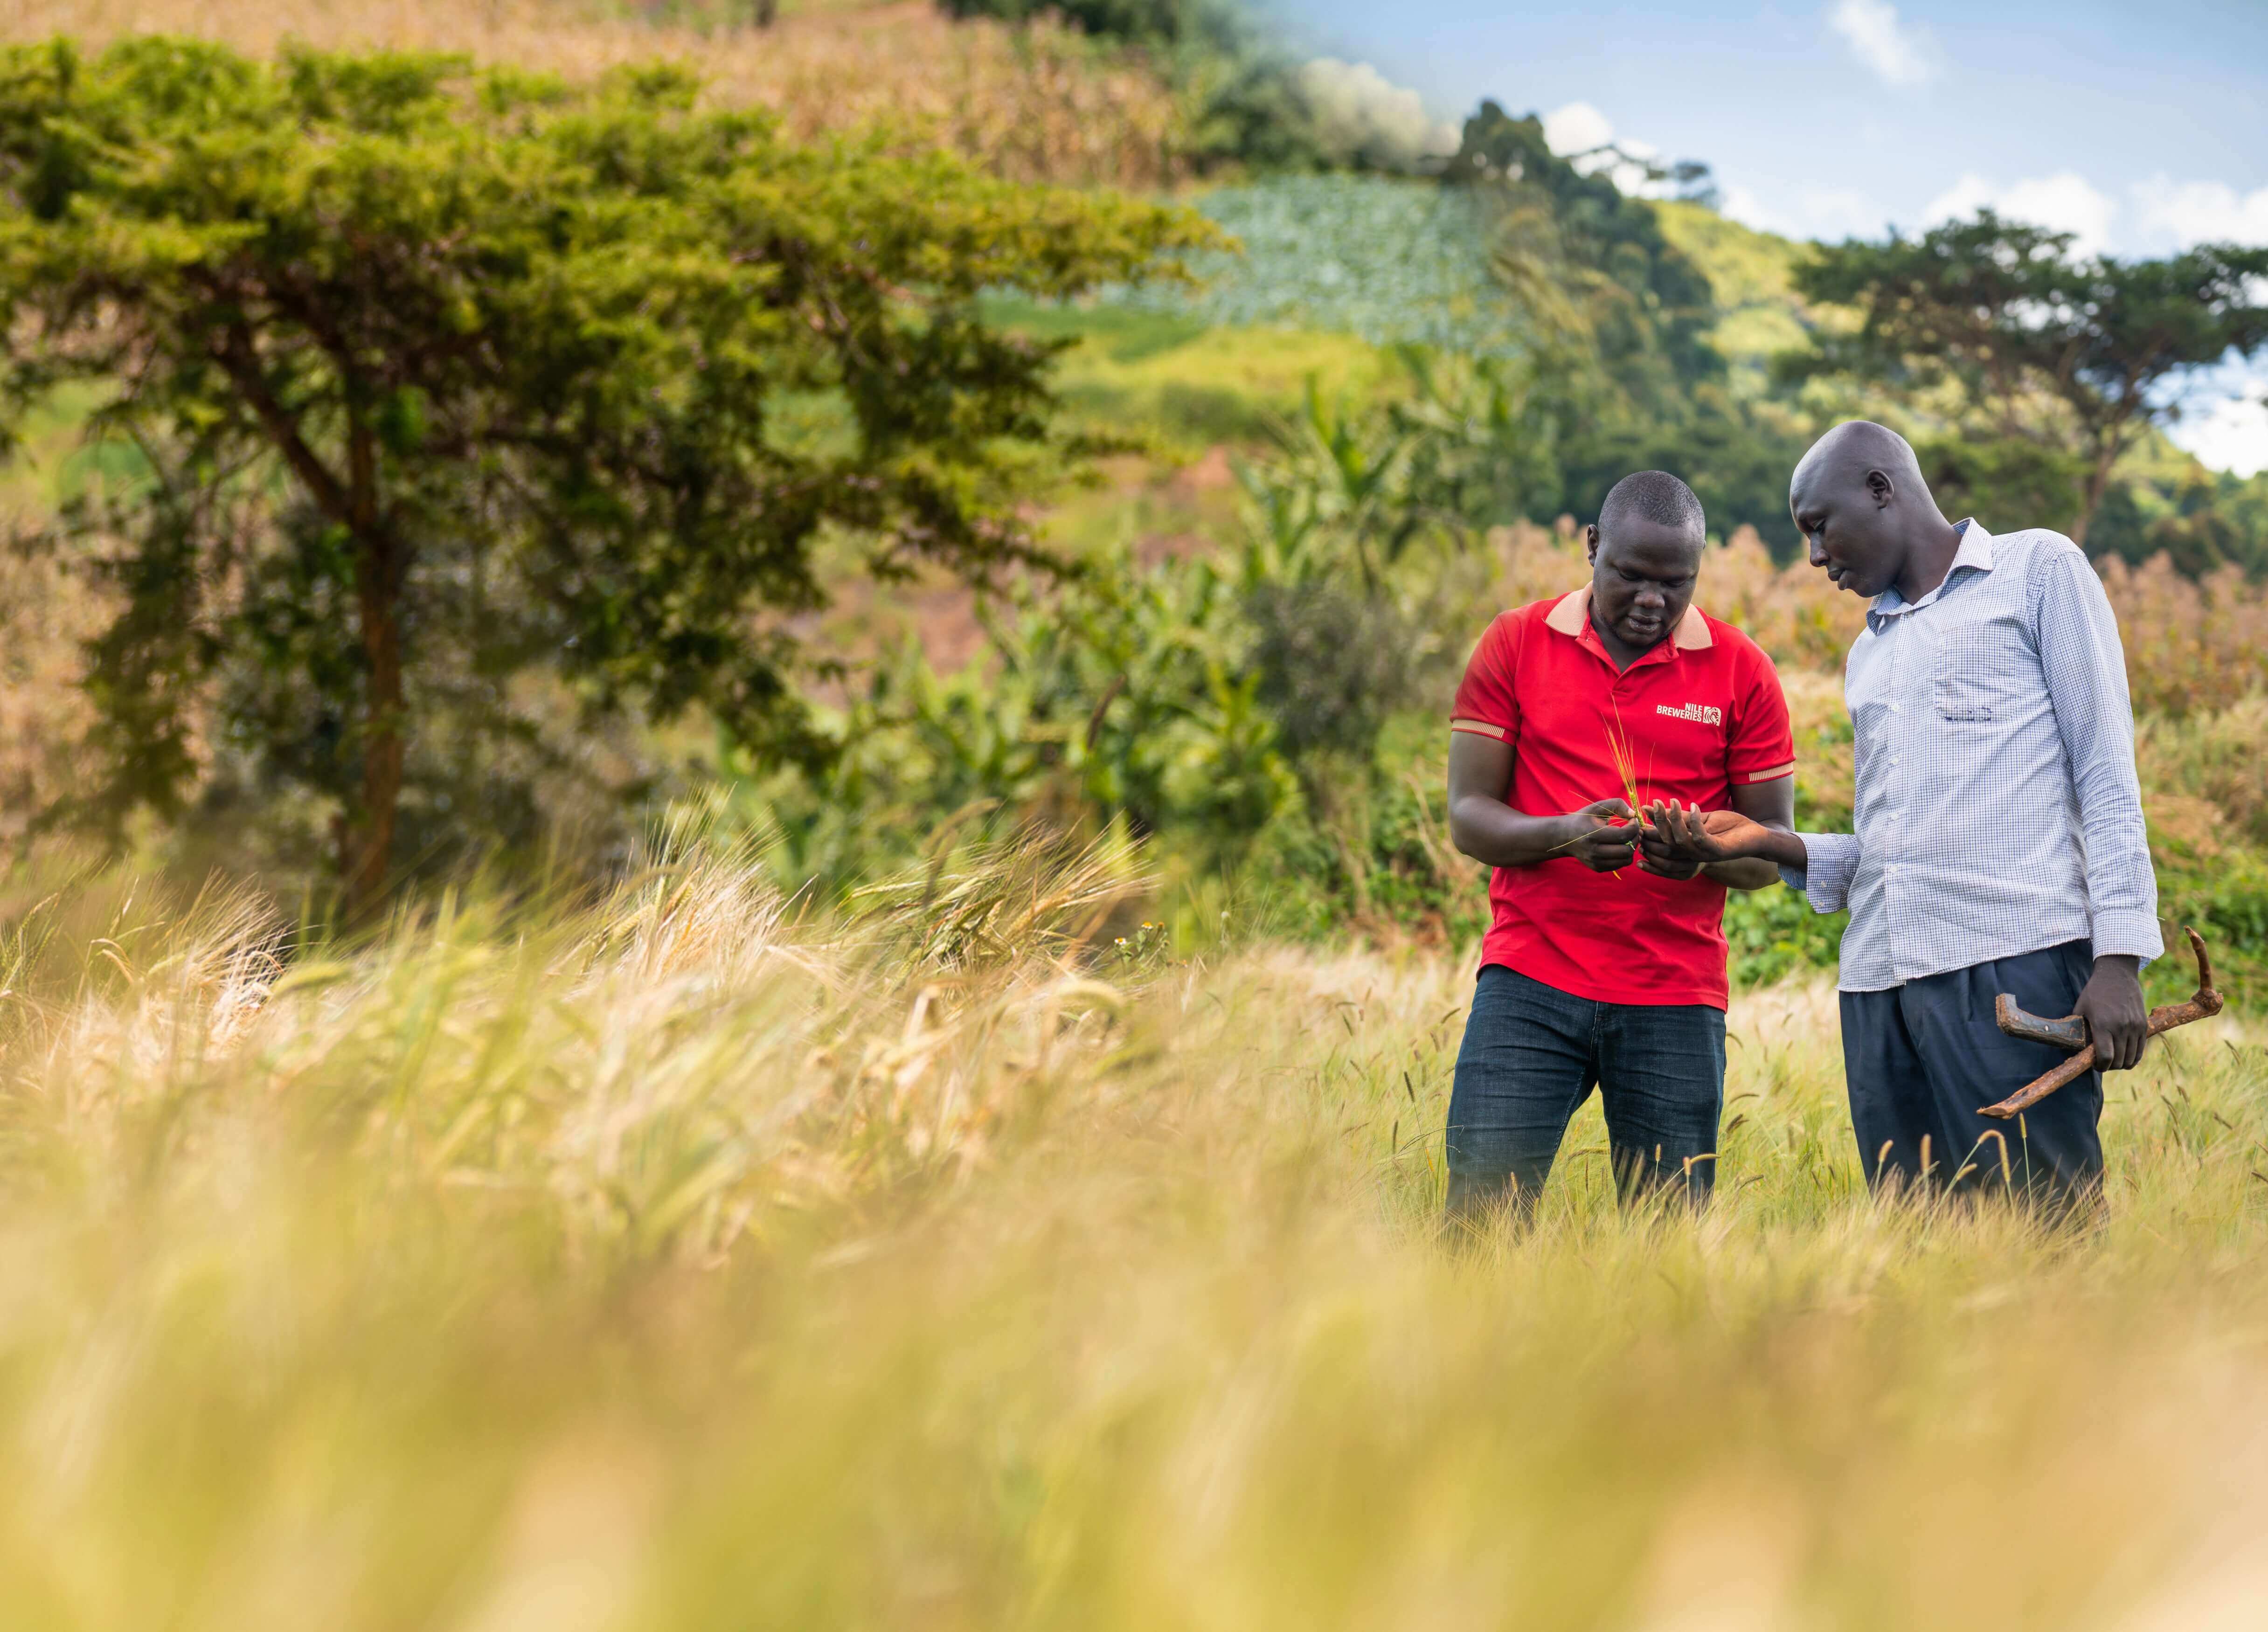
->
xmin=1924 ymin=171 xmax=2117 ymax=255
xmin=1540 ymin=101 xmax=1615 ymax=158
xmin=1734 ymin=161 xmax=2268 ymax=261
xmin=1296 ymin=59 xmax=1461 ymax=168
xmin=1539 ymin=102 xmax=1670 ymax=195
xmin=1723 ymin=182 xmax=1899 ymax=242
xmin=2129 ymin=176 xmax=2268 ymax=250
xmin=1828 ymin=0 xmax=1941 ymax=89
xmin=2166 ymin=388 xmax=2268 ymax=478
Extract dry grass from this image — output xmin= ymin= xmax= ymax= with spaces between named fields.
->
xmin=2100 ymin=554 xmax=2268 ymax=718
xmin=0 ymin=0 xmax=1186 ymax=188
xmin=0 ymin=540 xmax=97 ymax=844
xmin=1 ymin=833 xmax=2267 ymax=1626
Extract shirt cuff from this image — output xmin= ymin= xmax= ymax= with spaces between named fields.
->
xmin=1784 ymin=832 xmax=1859 ymax=915
xmin=2091 ymin=911 xmax=2165 ymax=967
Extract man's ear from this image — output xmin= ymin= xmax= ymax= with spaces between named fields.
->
xmin=1584 ymin=524 xmax=1601 ymax=565
xmin=1866 ymin=469 xmax=1895 ymax=508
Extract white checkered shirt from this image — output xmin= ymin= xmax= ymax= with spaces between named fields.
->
xmin=1782 ymin=520 xmax=2162 ymax=991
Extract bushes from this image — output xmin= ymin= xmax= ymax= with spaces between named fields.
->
xmin=2099 ymin=556 xmax=2268 ymax=717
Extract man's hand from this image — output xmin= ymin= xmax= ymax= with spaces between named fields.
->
xmin=1561 ymin=799 xmax=1643 ymax=873
xmin=1645 ymin=802 xmax=1777 ymax=865
xmin=2074 ymin=954 xmax=2148 ymax=1072
xmin=1637 ymin=819 xmax=1702 ymax=879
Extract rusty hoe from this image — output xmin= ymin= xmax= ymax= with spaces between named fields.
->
xmin=1978 ymin=927 xmax=2222 ymax=1121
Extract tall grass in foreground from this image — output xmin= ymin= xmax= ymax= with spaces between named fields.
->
xmin=3 ymin=835 xmax=2268 ymax=1628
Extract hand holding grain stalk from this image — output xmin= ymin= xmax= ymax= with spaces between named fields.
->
xmin=1560 ymin=800 xmax=1649 ymax=872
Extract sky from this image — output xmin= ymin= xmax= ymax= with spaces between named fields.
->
xmin=1269 ymin=0 xmax=2268 ymax=474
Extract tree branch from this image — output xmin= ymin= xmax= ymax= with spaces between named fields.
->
xmin=209 ymin=322 xmax=355 ymax=528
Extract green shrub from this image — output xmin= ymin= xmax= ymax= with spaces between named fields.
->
xmin=1725 ymin=885 xmax=1848 ymax=990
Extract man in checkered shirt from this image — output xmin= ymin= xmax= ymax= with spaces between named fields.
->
xmin=1652 ymin=421 xmax=2158 ymax=1208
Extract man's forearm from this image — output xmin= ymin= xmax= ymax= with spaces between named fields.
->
xmin=1705 ymin=858 xmax=1782 ymax=891
xmin=1450 ymin=799 xmax=1588 ymax=869
xmin=1706 ymin=820 xmax=1799 ymax=889
xmin=1738 ymin=826 xmax=1810 ymax=871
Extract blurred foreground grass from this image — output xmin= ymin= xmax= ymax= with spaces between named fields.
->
xmin=3 ymin=834 xmax=2268 ymax=1629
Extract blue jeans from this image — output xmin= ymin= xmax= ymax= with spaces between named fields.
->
xmin=1444 ymin=965 xmax=1727 ymax=1224
xmin=1838 ymin=939 xmax=2104 ymax=1208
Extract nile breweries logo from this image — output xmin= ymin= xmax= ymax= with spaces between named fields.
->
xmin=1656 ymin=702 xmax=1724 ymax=727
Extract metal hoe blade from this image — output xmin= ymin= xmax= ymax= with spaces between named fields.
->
xmin=1978 ymin=927 xmax=2222 ymax=1121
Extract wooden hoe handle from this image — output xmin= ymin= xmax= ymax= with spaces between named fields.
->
xmin=1977 ymin=928 xmax=2222 ymax=1121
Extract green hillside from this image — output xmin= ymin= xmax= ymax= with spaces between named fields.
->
xmin=1651 ymin=198 xmax=1815 ymax=383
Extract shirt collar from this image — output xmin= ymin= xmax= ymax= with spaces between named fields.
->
xmin=1868 ymin=519 xmax=1991 ymax=627
xmin=1544 ymin=588 xmax=1713 ymax=655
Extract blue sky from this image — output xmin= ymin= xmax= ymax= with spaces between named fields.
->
xmin=1269 ymin=0 xmax=2268 ymax=472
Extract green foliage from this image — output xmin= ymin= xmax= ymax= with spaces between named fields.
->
xmin=942 ymin=0 xmax=1213 ymax=46
xmin=1724 ymin=884 xmax=1847 ymax=989
xmin=2090 ymin=463 xmax=2268 ymax=578
xmin=938 ymin=0 xmax=1353 ymax=173
xmin=1075 ymin=163 xmax=1817 ymax=556
xmin=0 ymin=35 xmax=1213 ymax=904
xmin=1244 ymin=581 xmax=1414 ymax=758
xmin=1100 ymin=175 xmax=1527 ymax=355
xmin=1444 ymin=101 xmax=1723 ymax=401
xmin=979 ymin=297 xmax=1398 ymax=453
xmin=1554 ymin=386 xmax=1812 ymax=558
xmin=1781 ymin=211 xmax=2268 ymax=544
xmin=727 ymin=373 xmax=1500 ymax=897
xmin=729 ymin=533 xmax=1299 ymax=890
xmin=1648 ymin=198 xmax=1812 ymax=384
xmin=1172 ymin=48 xmax=1342 ymax=174
xmin=1916 ymin=434 xmax=2090 ymax=538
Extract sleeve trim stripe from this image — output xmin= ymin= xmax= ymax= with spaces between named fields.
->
xmin=1733 ymin=761 xmax=1796 ymax=784
xmin=1450 ymin=719 xmax=1510 ymax=740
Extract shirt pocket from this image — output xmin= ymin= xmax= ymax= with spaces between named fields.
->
xmin=1931 ymin=621 xmax=2009 ymax=723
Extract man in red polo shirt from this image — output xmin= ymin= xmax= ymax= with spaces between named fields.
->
xmin=1443 ymin=470 xmax=1795 ymax=1224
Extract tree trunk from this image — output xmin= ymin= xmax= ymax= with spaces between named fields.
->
xmin=341 ymin=418 xmax=404 ymax=920
xmin=342 ymin=549 xmax=403 ymax=918
xmin=2072 ymin=433 xmax=2124 ymax=550
xmin=209 ymin=330 xmax=410 ymax=915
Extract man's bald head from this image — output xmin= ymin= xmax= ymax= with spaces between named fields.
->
xmin=1788 ymin=420 xmax=1954 ymax=600
xmin=1791 ymin=420 xmax=1927 ymax=498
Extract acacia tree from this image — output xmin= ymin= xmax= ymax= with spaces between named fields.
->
xmin=0 ymin=38 xmax=1211 ymax=908
xmin=1782 ymin=210 xmax=2268 ymax=544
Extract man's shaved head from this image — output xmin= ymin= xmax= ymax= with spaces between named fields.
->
xmin=1788 ymin=419 xmax=1955 ymax=601
xmin=1599 ymin=469 xmax=1706 ymax=543
xmin=1790 ymin=420 xmax=1927 ymax=498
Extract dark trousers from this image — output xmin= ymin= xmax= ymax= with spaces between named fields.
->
xmin=1839 ymin=939 xmax=2104 ymax=1207
xmin=1444 ymin=965 xmax=1727 ymax=1224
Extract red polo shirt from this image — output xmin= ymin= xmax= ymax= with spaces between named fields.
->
xmin=1451 ymin=589 xmax=1795 ymax=1009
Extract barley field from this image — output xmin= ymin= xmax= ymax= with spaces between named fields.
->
xmin=1 ymin=830 xmax=2264 ymax=1630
